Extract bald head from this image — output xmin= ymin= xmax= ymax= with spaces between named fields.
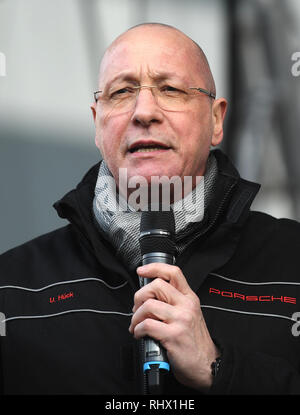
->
xmin=98 ymin=23 xmax=216 ymax=96
xmin=91 ymin=22 xmax=228 ymax=199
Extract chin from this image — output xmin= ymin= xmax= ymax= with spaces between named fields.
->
xmin=131 ymin=169 xmax=180 ymax=182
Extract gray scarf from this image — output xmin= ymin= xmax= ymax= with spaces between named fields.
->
xmin=93 ymin=152 xmax=218 ymax=270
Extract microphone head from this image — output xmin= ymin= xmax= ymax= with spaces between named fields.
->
xmin=139 ymin=206 xmax=175 ymax=257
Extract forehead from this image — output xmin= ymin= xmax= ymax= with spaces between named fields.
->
xmin=98 ymin=28 xmax=202 ymax=86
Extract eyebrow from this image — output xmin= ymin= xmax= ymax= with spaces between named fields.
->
xmin=103 ymin=70 xmax=182 ymax=88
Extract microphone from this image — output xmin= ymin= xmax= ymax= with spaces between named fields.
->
xmin=139 ymin=206 xmax=176 ymax=394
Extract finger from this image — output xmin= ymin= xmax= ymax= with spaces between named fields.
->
xmin=131 ymin=316 xmax=169 ymax=341
xmin=133 ymin=277 xmax=186 ymax=312
xmin=137 ymin=263 xmax=192 ymax=295
xmin=129 ymin=297 xmax=176 ymax=333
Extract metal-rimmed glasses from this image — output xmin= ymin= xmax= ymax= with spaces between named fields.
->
xmin=93 ymin=85 xmax=216 ymax=112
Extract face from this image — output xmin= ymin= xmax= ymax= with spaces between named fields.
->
xmin=91 ymin=26 xmax=227 ymax=198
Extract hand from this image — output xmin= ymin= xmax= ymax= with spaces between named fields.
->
xmin=129 ymin=263 xmax=220 ymax=391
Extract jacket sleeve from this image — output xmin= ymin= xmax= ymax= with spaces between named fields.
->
xmin=208 ymin=342 xmax=300 ymax=394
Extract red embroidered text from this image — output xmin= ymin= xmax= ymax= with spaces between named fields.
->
xmin=209 ymin=288 xmax=296 ymax=304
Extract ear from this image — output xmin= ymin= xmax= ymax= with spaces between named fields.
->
xmin=90 ymin=102 xmax=97 ymax=122
xmin=90 ymin=102 xmax=101 ymax=149
xmin=211 ymin=98 xmax=227 ymax=146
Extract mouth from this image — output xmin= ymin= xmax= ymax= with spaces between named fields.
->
xmin=128 ymin=141 xmax=172 ymax=154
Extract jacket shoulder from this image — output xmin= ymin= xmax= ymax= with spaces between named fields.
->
xmin=240 ymin=210 xmax=300 ymax=267
xmin=0 ymin=225 xmax=72 ymax=256
xmin=247 ymin=210 xmax=300 ymax=237
xmin=0 ymin=225 xmax=79 ymax=286
xmin=221 ymin=211 xmax=300 ymax=282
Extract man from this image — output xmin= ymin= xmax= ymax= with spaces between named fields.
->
xmin=90 ymin=22 xmax=227 ymax=392
xmin=0 ymin=23 xmax=300 ymax=395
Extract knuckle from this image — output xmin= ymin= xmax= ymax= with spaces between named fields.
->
xmin=170 ymin=266 xmax=182 ymax=281
xmin=144 ymin=298 xmax=156 ymax=311
xmin=173 ymin=265 xmax=182 ymax=276
xmin=187 ymin=294 xmax=200 ymax=311
xmin=152 ymin=277 xmax=167 ymax=293
xmin=153 ymin=277 xmax=164 ymax=288
xmin=143 ymin=318 xmax=154 ymax=331
xmin=133 ymin=291 xmax=140 ymax=304
xmin=179 ymin=309 xmax=193 ymax=325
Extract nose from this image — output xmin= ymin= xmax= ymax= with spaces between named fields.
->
xmin=131 ymin=87 xmax=164 ymax=127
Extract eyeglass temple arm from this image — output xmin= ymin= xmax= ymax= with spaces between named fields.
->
xmin=94 ymin=91 xmax=102 ymax=102
xmin=189 ymin=87 xmax=216 ymax=99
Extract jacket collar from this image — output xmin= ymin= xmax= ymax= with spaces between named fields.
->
xmin=53 ymin=149 xmax=260 ymax=290
xmin=175 ymin=150 xmax=261 ymax=292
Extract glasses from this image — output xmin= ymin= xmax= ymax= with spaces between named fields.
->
xmin=93 ymin=84 xmax=216 ymax=112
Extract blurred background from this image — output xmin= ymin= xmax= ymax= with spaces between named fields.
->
xmin=1 ymin=0 xmax=300 ymax=254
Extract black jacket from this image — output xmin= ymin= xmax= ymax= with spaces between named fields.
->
xmin=1 ymin=149 xmax=300 ymax=395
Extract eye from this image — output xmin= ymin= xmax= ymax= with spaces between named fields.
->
xmin=160 ymin=85 xmax=186 ymax=96
xmin=110 ymin=87 xmax=135 ymax=99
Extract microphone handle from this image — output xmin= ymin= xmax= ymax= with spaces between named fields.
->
xmin=141 ymin=252 xmax=175 ymax=394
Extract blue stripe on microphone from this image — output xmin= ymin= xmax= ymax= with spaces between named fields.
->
xmin=143 ymin=361 xmax=170 ymax=372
